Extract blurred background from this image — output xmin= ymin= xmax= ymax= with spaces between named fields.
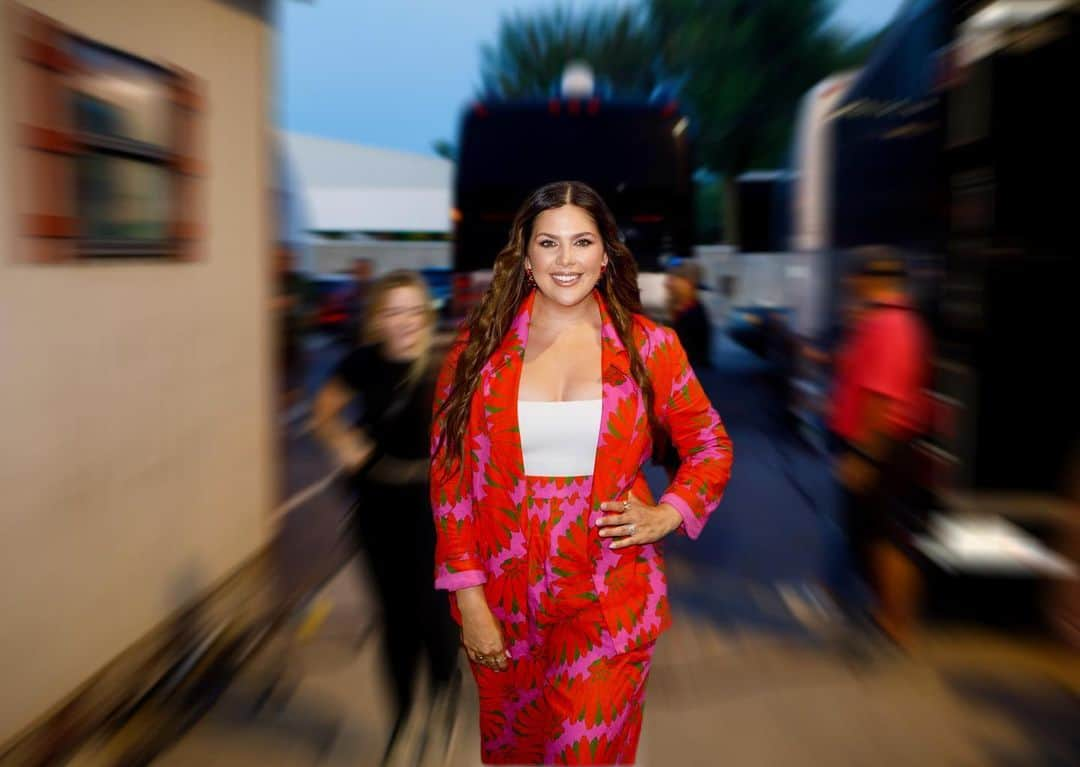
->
xmin=1 ymin=0 xmax=1078 ymax=765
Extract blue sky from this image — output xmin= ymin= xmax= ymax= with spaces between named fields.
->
xmin=278 ymin=0 xmax=906 ymax=157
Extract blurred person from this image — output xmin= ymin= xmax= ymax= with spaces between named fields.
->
xmin=314 ymin=270 xmax=459 ymax=765
xmin=828 ymin=247 xmax=932 ymax=650
xmin=664 ymin=259 xmax=712 ymax=370
xmin=275 ymin=244 xmax=313 ymax=411
xmin=430 ymin=181 xmax=733 ymax=765
xmin=659 ymin=259 xmax=713 ymax=479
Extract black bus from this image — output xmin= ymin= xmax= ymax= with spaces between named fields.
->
xmin=453 ymin=98 xmax=695 ymax=274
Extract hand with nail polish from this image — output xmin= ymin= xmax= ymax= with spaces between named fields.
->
xmin=597 ymin=493 xmax=684 ymax=549
xmin=457 ymin=586 xmax=510 ymax=672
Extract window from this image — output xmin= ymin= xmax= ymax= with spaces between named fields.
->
xmin=12 ymin=5 xmax=203 ymax=261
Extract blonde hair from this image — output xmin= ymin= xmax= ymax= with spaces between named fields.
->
xmin=363 ymin=269 xmax=437 ymax=390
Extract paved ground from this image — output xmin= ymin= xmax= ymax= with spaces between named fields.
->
xmin=83 ymin=332 xmax=1080 ymax=766
xmin=147 ymin=562 xmax=1080 ymax=767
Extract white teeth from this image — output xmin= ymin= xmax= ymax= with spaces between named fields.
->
xmin=551 ymin=274 xmax=582 ymax=285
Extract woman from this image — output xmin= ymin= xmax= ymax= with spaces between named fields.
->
xmin=314 ymin=270 xmax=459 ymax=764
xmin=431 ymin=182 xmax=733 ymax=765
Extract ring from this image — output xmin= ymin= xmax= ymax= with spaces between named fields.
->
xmin=626 ymin=524 xmax=636 ymax=535
xmin=622 ymin=499 xmax=630 ymax=513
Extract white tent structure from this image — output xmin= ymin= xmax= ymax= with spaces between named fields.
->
xmin=282 ymin=132 xmax=453 ymax=236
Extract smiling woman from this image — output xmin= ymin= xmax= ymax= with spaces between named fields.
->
xmin=524 ymin=206 xmax=607 ymax=310
xmin=430 ymin=181 xmax=733 ymax=765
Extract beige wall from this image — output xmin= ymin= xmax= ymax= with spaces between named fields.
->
xmin=0 ymin=0 xmax=274 ymax=738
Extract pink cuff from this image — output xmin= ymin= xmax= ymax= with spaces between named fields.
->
xmin=435 ymin=569 xmax=487 ymax=592
xmin=660 ymin=492 xmax=704 ymax=540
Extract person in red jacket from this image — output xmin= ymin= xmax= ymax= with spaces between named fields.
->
xmin=430 ymin=181 xmax=733 ymax=765
xmin=830 ymin=248 xmax=931 ymax=650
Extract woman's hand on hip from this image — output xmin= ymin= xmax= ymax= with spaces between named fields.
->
xmin=597 ymin=494 xmax=683 ymax=549
xmin=455 ymin=586 xmax=510 ymax=672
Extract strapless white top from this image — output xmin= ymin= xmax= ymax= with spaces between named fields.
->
xmin=517 ymin=399 xmax=602 ymax=477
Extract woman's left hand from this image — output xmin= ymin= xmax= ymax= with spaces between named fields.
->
xmin=597 ymin=494 xmax=684 ymax=549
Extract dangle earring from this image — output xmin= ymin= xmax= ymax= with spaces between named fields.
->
xmin=525 ymin=264 xmax=535 ymax=287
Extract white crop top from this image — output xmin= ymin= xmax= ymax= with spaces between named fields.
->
xmin=517 ymin=399 xmax=602 ymax=477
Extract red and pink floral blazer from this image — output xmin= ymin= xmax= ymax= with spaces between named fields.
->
xmin=430 ymin=290 xmax=733 ymax=653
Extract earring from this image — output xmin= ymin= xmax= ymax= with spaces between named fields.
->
xmin=600 ymin=262 xmax=608 ymax=275
xmin=525 ymin=266 xmax=535 ymax=287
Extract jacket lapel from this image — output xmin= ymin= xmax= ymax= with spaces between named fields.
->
xmin=479 ymin=291 xmax=534 ymax=488
xmin=590 ymin=297 xmax=642 ymax=518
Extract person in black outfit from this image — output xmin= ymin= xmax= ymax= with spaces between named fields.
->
xmin=658 ymin=260 xmax=713 ymax=478
xmin=314 ymin=270 xmax=459 ymax=765
xmin=664 ymin=260 xmax=712 ymax=370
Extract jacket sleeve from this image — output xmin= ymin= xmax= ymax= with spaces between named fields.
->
xmin=653 ymin=327 xmax=733 ymax=539
xmin=430 ymin=338 xmax=487 ymax=591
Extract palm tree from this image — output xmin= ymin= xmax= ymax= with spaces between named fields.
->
xmin=647 ymin=0 xmax=880 ymax=240
xmin=479 ymin=4 xmax=661 ymax=99
xmin=470 ymin=0 xmax=880 ymax=242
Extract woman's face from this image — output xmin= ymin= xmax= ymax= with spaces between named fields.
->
xmin=375 ymin=285 xmax=430 ymax=361
xmin=524 ymin=205 xmax=607 ymax=308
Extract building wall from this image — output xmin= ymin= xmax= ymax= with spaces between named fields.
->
xmin=0 ymin=0 xmax=274 ymax=738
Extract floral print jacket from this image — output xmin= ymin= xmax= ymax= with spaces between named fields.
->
xmin=430 ymin=290 xmax=733 ymax=654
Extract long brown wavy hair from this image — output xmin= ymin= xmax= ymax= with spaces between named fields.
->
xmin=434 ymin=180 xmax=662 ymax=474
